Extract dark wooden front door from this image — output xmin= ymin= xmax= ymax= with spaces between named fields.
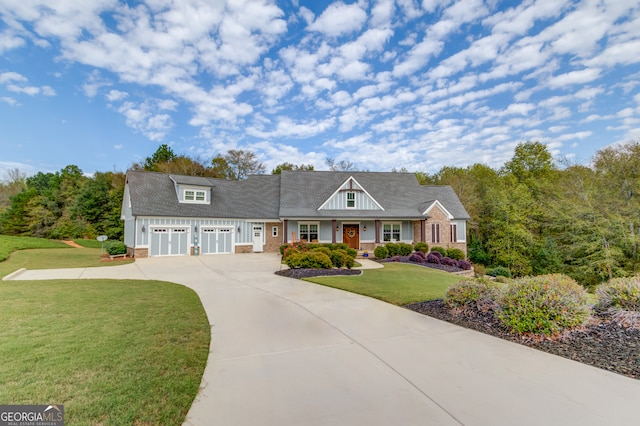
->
xmin=343 ymin=225 xmax=359 ymax=250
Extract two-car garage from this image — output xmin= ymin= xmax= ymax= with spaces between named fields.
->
xmin=149 ymin=226 xmax=233 ymax=256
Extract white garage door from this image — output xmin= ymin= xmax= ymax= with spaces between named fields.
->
xmin=150 ymin=227 xmax=189 ymax=256
xmin=200 ymin=227 xmax=233 ymax=254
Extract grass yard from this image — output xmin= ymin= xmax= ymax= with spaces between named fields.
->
xmin=0 ymin=236 xmax=133 ymax=278
xmin=0 ymin=235 xmax=68 ymax=262
xmin=304 ymin=262 xmax=464 ymax=305
xmin=0 ymin=279 xmax=210 ymax=425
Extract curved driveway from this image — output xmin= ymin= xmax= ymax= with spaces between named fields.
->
xmin=7 ymin=254 xmax=640 ymax=425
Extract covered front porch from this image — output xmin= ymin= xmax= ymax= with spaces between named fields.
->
xmin=281 ymin=219 xmax=418 ymax=251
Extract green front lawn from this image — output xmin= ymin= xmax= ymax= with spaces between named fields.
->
xmin=0 ymin=279 xmax=210 ymax=425
xmin=0 ymin=236 xmax=132 ymax=278
xmin=304 ymin=262 xmax=464 ymax=305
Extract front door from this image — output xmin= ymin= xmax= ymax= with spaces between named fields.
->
xmin=253 ymin=225 xmax=263 ymax=252
xmin=343 ymin=224 xmax=359 ymax=250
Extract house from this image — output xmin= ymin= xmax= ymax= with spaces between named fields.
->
xmin=121 ymin=170 xmax=470 ymax=257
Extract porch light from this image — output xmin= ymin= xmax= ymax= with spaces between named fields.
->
xmin=237 ymin=226 xmax=241 ymax=233
xmin=141 ymin=225 xmax=145 ymax=233
xmin=363 ymin=225 xmax=367 ymax=232
xmin=336 ymin=225 xmax=340 ymax=232
xmin=195 ymin=225 xmax=198 ymax=232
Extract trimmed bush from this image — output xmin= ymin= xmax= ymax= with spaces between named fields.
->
xmin=346 ymin=247 xmax=358 ymax=259
xmin=487 ymin=266 xmax=511 ymax=278
xmin=457 ymin=259 xmax=472 ymax=270
xmin=105 ymin=240 xmax=126 ymax=255
xmin=446 ymin=248 xmax=465 ymax=260
xmin=497 ymin=274 xmax=590 ymax=335
xmin=596 ymin=277 xmax=640 ymax=311
xmin=330 ymin=249 xmax=349 ymax=268
xmin=445 ymin=278 xmax=499 ymax=309
xmin=284 ymin=252 xmax=333 ymax=269
xmin=426 ymin=252 xmax=441 ymax=264
xmin=429 ymin=250 xmax=443 ymax=260
xmin=408 ymin=253 xmax=425 ymax=263
xmin=397 ymin=243 xmax=413 ymax=256
xmin=311 ymin=246 xmax=332 ymax=257
xmin=473 ymin=264 xmax=486 ymax=277
xmin=374 ymin=246 xmax=389 ymax=259
xmin=414 ymin=242 xmax=429 ymax=253
xmin=431 ymin=246 xmax=446 ymax=256
xmin=279 ymin=244 xmax=290 ymax=255
xmin=386 ymin=243 xmax=399 ymax=256
xmin=441 ymin=256 xmax=457 ymax=267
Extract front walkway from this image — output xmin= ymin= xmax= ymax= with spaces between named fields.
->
xmin=6 ymin=254 xmax=640 ymax=425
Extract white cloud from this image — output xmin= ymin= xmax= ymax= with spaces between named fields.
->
xmin=0 ymin=71 xmax=27 ymax=84
xmin=547 ymin=68 xmax=602 ymax=88
xmin=106 ymin=90 xmax=128 ymax=102
xmin=306 ymin=1 xmax=367 ymax=37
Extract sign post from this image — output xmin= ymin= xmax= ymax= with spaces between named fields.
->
xmin=97 ymin=235 xmax=108 ymax=254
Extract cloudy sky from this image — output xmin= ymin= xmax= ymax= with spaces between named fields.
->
xmin=1 ymin=0 xmax=639 ymax=177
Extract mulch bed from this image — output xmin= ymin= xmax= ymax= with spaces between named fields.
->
xmin=405 ymin=300 xmax=640 ymax=380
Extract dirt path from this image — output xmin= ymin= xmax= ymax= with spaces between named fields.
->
xmin=62 ymin=240 xmax=84 ymax=248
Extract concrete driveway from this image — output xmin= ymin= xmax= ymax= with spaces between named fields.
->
xmin=6 ymin=254 xmax=640 ymax=425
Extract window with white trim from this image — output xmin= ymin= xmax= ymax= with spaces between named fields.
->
xmin=431 ymin=223 xmax=440 ymax=243
xmin=299 ymin=223 xmax=318 ymax=241
xmin=383 ymin=223 xmax=401 ymax=242
xmin=272 ymin=226 xmax=279 ymax=237
xmin=184 ymin=190 xmax=206 ymax=202
xmin=346 ymin=192 xmax=355 ymax=208
xmin=450 ymin=224 xmax=457 ymax=242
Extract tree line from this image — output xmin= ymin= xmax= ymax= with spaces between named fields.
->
xmin=1 ymin=141 xmax=639 ymax=287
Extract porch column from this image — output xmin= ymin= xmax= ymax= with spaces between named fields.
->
xmin=283 ymin=220 xmax=288 ymax=243
xmin=375 ymin=220 xmax=381 ymax=243
xmin=332 ymin=219 xmax=337 ymax=244
xmin=421 ymin=219 xmax=426 ymax=242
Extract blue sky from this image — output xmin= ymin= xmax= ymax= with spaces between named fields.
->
xmin=1 ymin=0 xmax=639 ymax=178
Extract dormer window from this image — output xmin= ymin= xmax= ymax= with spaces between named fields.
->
xmin=346 ymin=192 xmax=355 ymax=208
xmin=182 ymin=188 xmax=208 ymax=203
xmin=185 ymin=190 xmax=205 ymax=201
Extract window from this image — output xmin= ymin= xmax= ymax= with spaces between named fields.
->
xmin=299 ymin=223 xmax=318 ymax=241
xmin=450 ymin=224 xmax=457 ymax=242
xmin=272 ymin=226 xmax=279 ymax=237
xmin=184 ymin=190 xmax=206 ymax=202
xmin=431 ymin=223 xmax=440 ymax=243
xmin=383 ymin=223 xmax=401 ymax=242
xmin=346 ymin=192 xmax=355 ymax=208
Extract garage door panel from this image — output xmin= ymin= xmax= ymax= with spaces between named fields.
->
xmin=150 ymin=227 xmax=189 ymax=257
xmin=201 ymin=227 xmax=233 ymax=254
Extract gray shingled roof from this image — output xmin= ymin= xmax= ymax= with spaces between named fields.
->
xmin=278 ymin=170 xmax=470 ymax=219
xmin=125 ymin=170 xmax=469 ymax=220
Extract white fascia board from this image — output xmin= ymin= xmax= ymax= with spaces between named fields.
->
xmin=422 ymin=200 xmax=454 ymax=220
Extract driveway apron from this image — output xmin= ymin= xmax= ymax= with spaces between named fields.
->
xmin=7 ymin=253 xmax=640 ymax=425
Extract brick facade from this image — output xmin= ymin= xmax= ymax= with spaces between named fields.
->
xmin=264 ymin=222 xmax=283 ymax=253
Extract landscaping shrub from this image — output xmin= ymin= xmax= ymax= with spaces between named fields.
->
xmin=346 ymin=247 xmax=358 ymax=259
xmin=397 ymin=243 xmax=413 ymax=256
xmin=487 ymin=266 xmax=511 ymax=278
xmin=457 ymin=259 xmax=472 ymax=270
xmin=332 ymin=243 xmax=349 ymax=251
xmin=431 ymin=246 xmax=446 ymax=256
xmin=330 ymin=249 xmax=349 ymax=268
xmin=497 ymin=274 xmax=591 ymax=335
xmin=441 ymin=256 xmax=457 ymax=267
xmin=426 ymin=252 xmax=441 ymax=264
xmin=473 ymin=263 xmax=486 ymax=277
xmin=414 ymin=242 xmax=429 ymax=253
xmin=374 ymin=246 xmax=389 ymax=259
xmin=311 ymin=246 xmax=332 ymax=257
xmin=279 ymin=244 xmax=290 ymax=255
xmin=386 ymin=243 xmax=399 ymax=256
xmin=596 ymin=277 xmax=640 ymax=311
xmin=104 ymin=240 xmax=126 ymax=255
xmin=429 ymin=250 xmax=443 ymax=260
xmin=284 ymin=251 xmax=333 ymax=269
xmin=445 ymin=278 xmax=499 ymax=309
xmin=446 ymin=248 xmax=465 ymax=260
xmin=408 ymin=253 xmax=425 ymax=263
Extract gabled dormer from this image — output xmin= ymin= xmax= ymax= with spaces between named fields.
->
xmin=420 ymin=200 xmax=453 ymax=219
xmin=318 ymin=176 xmax=384 ymax=211
xmin=169 ymin=175 xmax=214 ymax=205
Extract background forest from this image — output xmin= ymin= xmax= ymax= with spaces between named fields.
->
xmin=1 ymin=141 xmax=639 ymax=288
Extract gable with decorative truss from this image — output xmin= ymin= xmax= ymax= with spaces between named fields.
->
xmin=317 ymin=176 xmax=384 ymax=211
